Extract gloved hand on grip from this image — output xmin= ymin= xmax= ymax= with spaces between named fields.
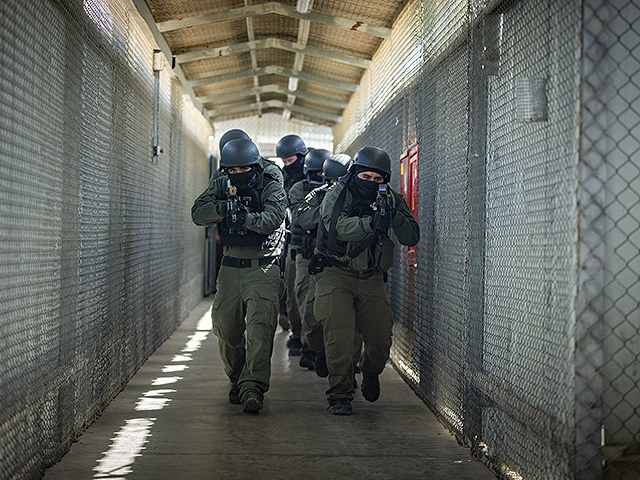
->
xmin=369 ymin=207 xmax=392 ymax=232
xmin=226 ymin=201 xmax=248 ymax=229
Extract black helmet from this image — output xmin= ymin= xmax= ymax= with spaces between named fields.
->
xmin=351 ymin=146 xmax=392 ymax=179
xmin=276 ymin=134 xmax=308 ymax=159
xmin=303 ymin=149 xmax=331 ymax=175
xmin=219 ymin=129 xmax=250 ymax=152
xmin=220 ymin=139 xmax=263 ymax=170
xmin=323 ymin=153 xmax=352 ymax=181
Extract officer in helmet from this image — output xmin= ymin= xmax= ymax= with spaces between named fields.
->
xmin=288 ymin=148 xmax=331 ymax=370
xmin=311 ymin=147 xmax=420 ymax=415
xmin=191 ymin=138 xmax=287 ymax=414
xmin=210 ymin=129 xmax=283 ymax=186
xmin=275 ymin=134 xmax=309 ymax=356
xmin=296 ymin=153 xmax=356 ymax=378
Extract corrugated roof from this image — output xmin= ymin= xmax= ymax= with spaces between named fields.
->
xmin=142 ymin=0 xmax=409 ymax=125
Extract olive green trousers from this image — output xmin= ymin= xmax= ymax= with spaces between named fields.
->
xmin=284 ymin=253 xmax=301 ymax=337
xmin=212 ymin=262 xmax=280 ymax=396
xmin=314 ymin=266 xmax=393 ymax=402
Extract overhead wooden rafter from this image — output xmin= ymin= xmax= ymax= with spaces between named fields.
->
xmin=156 ymin=2 xmax=392 ymax=39
xmin=175 ymin=38 xmax=372 ymax=69
xmin=135 ymin=0 xmax=407 ymax=125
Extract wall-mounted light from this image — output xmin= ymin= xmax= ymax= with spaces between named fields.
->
xmin=152 ymin=50 xmax=166 ymax=161
xmin=288 ymin=77 xmax=299 ymax=92
xmin=296 ymin=0 xmax=311 ymax=13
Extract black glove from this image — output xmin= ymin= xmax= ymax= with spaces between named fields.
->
xmin=226 ymin=202 xmax=247 ymax=229
xmin=370 ymin=208 xmax=391 ymax=231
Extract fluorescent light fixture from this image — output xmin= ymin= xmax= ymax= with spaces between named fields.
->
xmin=296 ymin=0 xmax=311 ymax=13
xmin=288 ymin=76 xmax=299 ymax=91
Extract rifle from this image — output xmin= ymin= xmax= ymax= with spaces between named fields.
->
xmin=226 ymin=179 xmax=247 ymax=235
xmin=373 ymin=184 xmax=390 ymax=232
xmin=341 ymin=184 xmax=391 ymax=262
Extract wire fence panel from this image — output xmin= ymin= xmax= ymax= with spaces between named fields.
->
xmin=337 ymin=0 xmax=639 ymax=478
xmin=0 ymin=0 xmax=211 ymax=478
xmin=579 ymin=1 xmax=640 ymax=478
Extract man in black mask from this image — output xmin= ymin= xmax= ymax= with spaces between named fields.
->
xmin=311 ymin=146 xmax=420 ymax=415
xmin=288 ymin=148 xmax=331 ymax=370
xmin=191 ymin=138 xmax=287 ymax=414
xmin=275 ymin=134 xmax=309 ymax=356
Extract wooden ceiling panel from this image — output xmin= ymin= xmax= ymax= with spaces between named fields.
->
xmin=146 ymin=0 xmax=243 ymax=24
xmin=163 ymin=20 xmax=248 ymax=55
xmin=181 ymin=53 xmax=253 ymax=80
xmin=193 ymin=77 xmax=254 ymax=97
xmin=313 ymin=0 xmax=404 ymax=28
xmin=141 ymin=0 xmax=410 ymax=126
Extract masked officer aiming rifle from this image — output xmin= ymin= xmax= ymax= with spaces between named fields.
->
xmin=276 ymin=134 xmax=309 ymax=356
xmin=191 ymin=138 xmax=287 ymax=414
xmin=311 ymin=146 xmax=420 ymax=415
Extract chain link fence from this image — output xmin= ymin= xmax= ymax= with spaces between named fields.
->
xmin=0 ymin=0 xmax=212 ymax=478
xmin=338 ymin=0 xmax=639 ymax=478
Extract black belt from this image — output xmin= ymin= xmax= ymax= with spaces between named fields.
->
xmin=222 ymin=256 xmax=278 ymax=268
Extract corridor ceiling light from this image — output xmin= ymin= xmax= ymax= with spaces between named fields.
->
xmin=296 ymin=0 xmax=311 ymax=13
xmin=288 ymin=76 xmax=299 ymax=92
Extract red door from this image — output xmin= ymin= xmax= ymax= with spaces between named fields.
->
xmin=399 ymin=144 xmax=419 ymax=266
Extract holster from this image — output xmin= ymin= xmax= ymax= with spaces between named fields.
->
xmin=308 ymin=254 xmax=327 ymax=275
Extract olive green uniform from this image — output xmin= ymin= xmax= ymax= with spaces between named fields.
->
xmin=296 ymin=185 xmax=324 ymax=352
xmin=283 ymin=177 xmax=303 ymax=343
xmin=314 ymin=181 xmax=420 ymax=402
xmin=288 ymin=180 xmax=313 ymax=343
xmin=191 ymin=171 xmax=287 ymax=397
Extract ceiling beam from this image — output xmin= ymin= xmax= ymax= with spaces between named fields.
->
xmin=208 ymin=99 xmax=341 ymax=123
xmin=175 ymin=38 xmax=371 ymax=69
xmin=157 ymin=1 xmax=391 ymax=39
xmin=198 ymin=84 xmax=349 ymax=109
xmin=130 ymin=0 xmax=205 ymax=118
xmin=244 ymin=0 xmax=262 ymax=116
xmin=189 ymin=65 xmax=359 ymax=93
xmin=282 ymin=0 xmax=313 ymax=121
xmin=273 ymin=3 xmax=391 ymax=38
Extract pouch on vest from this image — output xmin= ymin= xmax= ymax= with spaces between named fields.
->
xmin=376 ymin=237 xmax=395 ymax=270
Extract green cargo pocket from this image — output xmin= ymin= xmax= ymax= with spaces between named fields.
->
xmin=313 ymin=284 xmax=337 ymax=320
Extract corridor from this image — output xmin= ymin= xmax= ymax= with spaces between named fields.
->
xmin=43 ymin=300 xmax=494 ymax=480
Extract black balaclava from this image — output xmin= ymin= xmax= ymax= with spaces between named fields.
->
xmin=283 ymin=154 xmax=305 ymax=178
xmin=229 ymin=167 xmax=258 ymax=191
xmin=307 ymin=171 xmax=323 ymax=188
xmin=351 ymin=165 xmax=387 ymax=204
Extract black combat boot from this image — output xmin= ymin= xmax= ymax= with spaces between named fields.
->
xmin=328 ymin=398 xmax=352 ymax=415
xmin=242 ymin=390 xmax=263 ymax=414
xmin=361 ymin=373 xmax=380 ymax=402
xmin=299 ymin=347 xmax=315 ymax=370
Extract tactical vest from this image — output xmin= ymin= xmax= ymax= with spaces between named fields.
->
xmin=220 ymin=174 xmax=277 ymax=248
xmin=316 ymin=177 xmax=351 ymax=259
xmin=301 ymin=184 xmax=328 ymax=258
xmin=290 ymin=180 xmax=311 ymax=248
xmin=316 ymin=175 xmax=382 ymax=265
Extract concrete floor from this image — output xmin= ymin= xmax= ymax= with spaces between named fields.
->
xmin=44 ymin=299 xmax=496 ymax=480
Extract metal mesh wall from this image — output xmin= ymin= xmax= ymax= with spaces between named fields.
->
xmin=0 ymin=0 xmax=212 ymax=478
xmin=336 ymin=0 xmax=639 ymax=478
xmin=578 ymin=1 xmax=640 ymax=478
